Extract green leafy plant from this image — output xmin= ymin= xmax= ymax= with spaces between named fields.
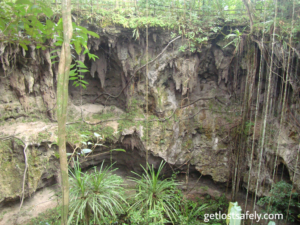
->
xmin=244 ymin=121 xmax=255 ymax=135
xmin=132 ymin=28 xmax=140 ymax=40
xmin=128 ymin=161 xmax=179 ymax=224
xmin=51 ymin=20 xmax=100 ymax=89
xmin=68 ymin=160 xmax=127 ymax=225
xmin=257 ymin=181 xmax=299 ymax=222
xmin=196 ymin=194 xmax=228 ymax=225
xmin=178 ymin=199 xmax=208 ymax=225
xmin=223 ymin=28 xmax=246 ymax=53
xmin=126 ymin=207 xmax=171 ymax=225
xmin=179 ymin=44 xmax=187 ymax=52
xmin=54 ymin=152 xmax=60 ymax=159
xmin=0 ymin=0 xmax=54 ymax=49
xmin=69 ymin=61 xmax=90 ymax=89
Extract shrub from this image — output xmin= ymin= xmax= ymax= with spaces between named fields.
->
xmin=257 ymin=181 xmax=299 ymax=222
xmin=128 ymin=161 xmax=180 ymax=224
xmin=196 ymin=194 xmax=229 ymax=225
xmin=68 ymin=160 xmax=127 ymax=225
xmin=177 ymin=199 xmax=208 ymax=225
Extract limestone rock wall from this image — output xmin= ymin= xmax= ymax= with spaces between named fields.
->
xmin=0 ymin=26 xmax=299 ymax=205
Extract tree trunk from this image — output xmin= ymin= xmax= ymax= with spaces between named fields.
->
xmin=57 ymin=0 xmax=73 ymax=224
xmin=242 ymin=0 xmax=254 ymax=32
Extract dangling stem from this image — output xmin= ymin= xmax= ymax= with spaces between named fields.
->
xmin=244 ymin=1 xmax=267 ymax=217
xmin=146 ymin=0 xmax=149 ymax=222
xmin=268 ymin=0 xmax=295 ymax=217
xmin=285 ymin=144 xmax=299 ymax=224
xmin=145 ymin=0 xmax=149 ymax=171
xmin=252 ymin=0 xmax=278 ymax=222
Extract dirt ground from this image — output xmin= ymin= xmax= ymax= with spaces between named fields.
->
xmin=0 ymin=186 xmax=59 ymax=225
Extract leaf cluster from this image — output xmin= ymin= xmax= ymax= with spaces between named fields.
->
xmin=69 ymin=160 xmax=127 ymax=225
xmin=69 ymin=60 xmax=90 ymax=89
xmin=0 ymin=0 xmax=54 ymax=49
xmin=128 ymin=161 xmax=180 ymax=223
xmin=257 ymin=181 xmax=300 ymax=222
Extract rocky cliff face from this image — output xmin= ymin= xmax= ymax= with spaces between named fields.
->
xmin=0 ymin=25 xmax=299 ymax=205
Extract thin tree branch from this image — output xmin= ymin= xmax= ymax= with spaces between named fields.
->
xmin=19 ymin=142 xmax=29 ymax=211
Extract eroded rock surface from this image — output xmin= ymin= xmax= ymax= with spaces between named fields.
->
xmin=0 ymin=25 xmax=299 ymax=208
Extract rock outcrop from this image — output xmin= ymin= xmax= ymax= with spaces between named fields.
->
xmin=0 ymin=25 xmax=299 ymax=206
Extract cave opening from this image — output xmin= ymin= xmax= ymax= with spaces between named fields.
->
xmin=275 ymin=162 xmax=291 ymax=183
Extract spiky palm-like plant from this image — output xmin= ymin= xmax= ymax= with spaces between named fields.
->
xmin=129 ymin=161 xmax=180 ymax=224
xmin=68 ymin=160 xmax=127 ymax=225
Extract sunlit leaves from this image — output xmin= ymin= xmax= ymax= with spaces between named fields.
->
xmin=73 ymin=40 xmax=82 ymax=55
xmin=223 ymin=28 xmax=246 ymax=52
xmin=0 ymin=0 xmax=55 ymax=49
xmin=68 ymin=60 xmax=90 ymax=89
xmin=86 ymin=30 xmax=100 ymax=38
xmin=19 ymin=43 xmax=28 ymax=51
xmin=76 ymin=60 xmax=87 ymax=68
xmin=15 ymin=0 xmax=31 ymax=5
xmin=0 ymin=20 xmax=6 ymax=31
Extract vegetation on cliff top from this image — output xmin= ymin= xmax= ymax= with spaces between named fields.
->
xmin=0 ymin=0 xmax=299 ymax=54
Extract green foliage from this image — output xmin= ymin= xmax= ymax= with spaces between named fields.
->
xmin=68 ymin=160 xmax=127 ymax=225
xmin=54 ymin=152 xmax=60 ymax=159
xmin=0 ymin=0 xmax=54 ymax=49
xmin=179 ymin=44 xmax=188 ymax=52
xmin=92 ymin=111 xmax=114 ymax=120
xmin=196 ymin=194 xmax=229 ymax=225
xmin=51 ymin=20 xmax=99 ymax=89
xmin=51 ymin=18 xmax=99 ymax=56
xmin=24 ymin=160 xmax=226 ymax=224
xmin=1 ymin=0 xmax=297 ymax=57
xmin=223 ymin=28 xmax=246 ymax=52
xmin=72 ymin=23 xmax=99 ymax=55
xmin=0 ymin=0 xmax=99 ymax=90
xmin=126 ymin=207 xmax=171 ymax=225
xmin=177 ymin=199 xmax=208 ymax=225
xmin=128 ymin=161 xmax=180 ymax=224
xmin=69 ymin=61 xmax=90 ymax=89
xmin=257 ymin=181 xmax=299 ymax=222
xmin=244 ymin=121 xmax=254 ymax=135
